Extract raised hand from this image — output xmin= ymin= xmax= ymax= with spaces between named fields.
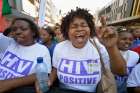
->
xmin=100 ymin=15 xmax=107 ymax=27
xmin=99 ymin=15 xmax=118 ymax=48
xmin=100 ymin=26 xmax=118 ymax=48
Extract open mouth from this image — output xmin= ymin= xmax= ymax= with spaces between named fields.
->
xmin=123 ymin=44 xmax=130 ymax=49
xmin=15 ymin=35 xmax=24 ymax=41
xmin=76 ymin=33 xmax=85 ymax=37
xmin=75 ymin=34 xmax=85 ymax=42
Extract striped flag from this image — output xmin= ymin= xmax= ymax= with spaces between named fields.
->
xmin=0 ymin=0 xmax=15 ymax=32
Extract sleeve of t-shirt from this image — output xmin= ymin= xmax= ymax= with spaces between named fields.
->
xmin=0 ymin=33 xmax=13 ymax=53
xmin=130 ymin=51 xmax=139 ymax=65
xmin=127 ymin=51 xmax=139 ymax=74
xmin=52 ymin=45 xmax=59 ymax=68
xmin=134 ymin=52 xmax=139 ymax=64
xmin=43 ymin=47 xmax=52 ymax=73
xmin=127 ymin=63 xmax=140 ymax=87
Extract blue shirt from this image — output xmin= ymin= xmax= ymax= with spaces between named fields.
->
xmin=130 ymin=38 xmax=140 ymax=49
xmin=48 ymin=40 xmax=57 ymax=58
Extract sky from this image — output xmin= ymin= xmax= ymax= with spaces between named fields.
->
xmin=52 ymin=0 xmax=113 ymax=15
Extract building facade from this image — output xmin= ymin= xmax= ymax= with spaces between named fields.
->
xmin=45 ymin=0 xmax=57 ymax=26
xmin=98 ymin=0 xmax=139 ymax=25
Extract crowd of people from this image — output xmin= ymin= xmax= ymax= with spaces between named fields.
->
xmin=0 ymin=8 xmax=140 ymax=93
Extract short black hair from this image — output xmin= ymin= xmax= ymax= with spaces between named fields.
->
xmin=43 ymin=26 xmax=55 ymax=38
xmin=116 ymin=26 xmax=132 ymax=36
xmin=61 ymin=8 xmax=96 ymax=40
xmin=117 ymin=27 xmax=130 ymax=33
xmin=11 ymin=17 xmax=39 ymax=40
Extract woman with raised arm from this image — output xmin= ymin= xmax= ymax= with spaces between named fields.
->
xmin=37 ymin=8 xmax=126 ymax=93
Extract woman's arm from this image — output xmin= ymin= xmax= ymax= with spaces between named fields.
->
xmin=106 ymin=46 xmax=127 ymax=75
xmin=99 ymin=16 xmax=126 ymax=75
xmin=100 ymin=27 xmax=127 ymax=75
xmin=49 ymin=67 xmax=57 ymax=87
xmin=0 ymin=74 xmax=36 ymax=92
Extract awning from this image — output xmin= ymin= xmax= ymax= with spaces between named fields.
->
xmin=107 ymin=16 xmax=140 ymax=26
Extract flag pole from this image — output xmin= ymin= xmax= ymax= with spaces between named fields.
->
xmin=38 ymin=0 xmax=47 ymax=27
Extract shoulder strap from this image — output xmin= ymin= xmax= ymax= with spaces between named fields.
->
xmin=89 ymin=38 xmax=106 ymax=74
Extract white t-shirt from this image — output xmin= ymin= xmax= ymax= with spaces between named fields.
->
xmin=127 ymin=63 xmax=140 ymax=87
xmin=115 ymin=50 xmax=139 ymax=79
xmin=0 ymin=33 xmax=51 ymax=80
xmin=124 ymin=50 xmax=139 ymax=74
xmin=115 ymin=50 xmax=139 ymax=93
xmin=53 ymin=38 xmax=110 ymax=92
